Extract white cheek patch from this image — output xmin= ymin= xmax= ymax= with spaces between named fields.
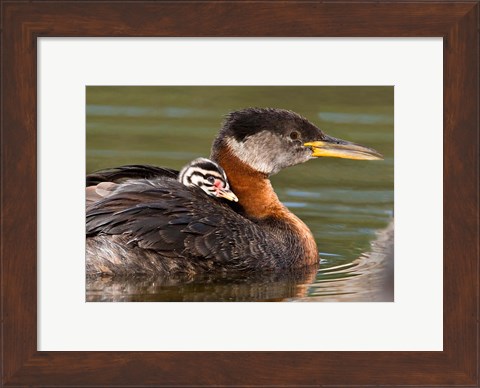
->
xmin=226 ymin=132 xmax=290 ymax=175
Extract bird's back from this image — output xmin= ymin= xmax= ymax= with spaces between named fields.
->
xmin=86 ymin=174 xmax=294 ymax=277
xmin=86 ymin=164 xmax=178 ymax=187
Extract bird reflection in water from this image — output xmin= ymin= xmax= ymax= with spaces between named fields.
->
xmin=86 ymin=264 xmax=319 ymax=302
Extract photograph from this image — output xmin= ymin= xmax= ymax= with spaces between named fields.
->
xmin=85 ymin=86 xmax=394 ymax=302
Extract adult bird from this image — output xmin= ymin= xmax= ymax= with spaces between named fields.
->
xmin=86 ymin=108 xmax=382 ymax=276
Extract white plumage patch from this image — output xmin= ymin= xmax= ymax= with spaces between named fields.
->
xmin=225 ymin=131 xmax=296 ymax=175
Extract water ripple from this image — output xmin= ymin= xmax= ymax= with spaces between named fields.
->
xmin=86 ymin=105 xmax=214 ymax=119
xmin=318 ymin=111 xmax=393 ymax=125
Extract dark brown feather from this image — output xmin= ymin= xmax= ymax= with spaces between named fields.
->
xmin=86 ymin=164 xmax=178 ymax=187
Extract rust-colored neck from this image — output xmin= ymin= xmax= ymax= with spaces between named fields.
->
xmin=212 ymin=145 xmax=318 ymax=265
xmin=213 ymin=146 xmax=282 ymax=219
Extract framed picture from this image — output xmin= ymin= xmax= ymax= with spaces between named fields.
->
xmin=1 ymin=1 xmax=478 ymax=386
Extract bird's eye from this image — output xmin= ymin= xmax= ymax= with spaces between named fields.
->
xmin=206 ymin=176 xmax=215 ymax=184
xmin=289 ymin=131 xmax=300 ymax=140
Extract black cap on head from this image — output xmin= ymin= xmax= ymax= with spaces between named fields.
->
xmin=220 ymin=107 xmax=325 ymax=143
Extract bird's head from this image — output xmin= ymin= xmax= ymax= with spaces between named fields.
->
xmin=178 ymin=157 xmax=238 ymax=202
xmin=211 ymin=108 xmax=383 ymax=176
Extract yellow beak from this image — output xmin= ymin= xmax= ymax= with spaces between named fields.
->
xmin=304 ymin=136 xmax=383 ymax=161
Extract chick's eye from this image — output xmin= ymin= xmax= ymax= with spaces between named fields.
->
xmin=206 ymin=176 xmax=215 ymax=184
xmin=289 ymin=131 xmax=299 ymax=140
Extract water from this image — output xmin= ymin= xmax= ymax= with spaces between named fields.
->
xmin=86 ymin=86 xmax=394 ymax=302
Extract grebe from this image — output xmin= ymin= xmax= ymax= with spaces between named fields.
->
xmin=178 ymin=158 xmax=238 ymax=202
xmin=86 ymin=158 xmax=238 ymax=206
xmin=86 ymin=108 xmax=382 ymax=276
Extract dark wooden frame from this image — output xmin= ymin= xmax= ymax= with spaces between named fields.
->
xmin=1 ymin=1 xmax=478 ymax=386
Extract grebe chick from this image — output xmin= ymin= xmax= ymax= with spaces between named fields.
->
xmin=86 ymin=158 xmax=238 ymax=207
xmin=178 ymin=158 xmax=238 ymax=202
xmin=86 ymin=108 xmax=382 ymax=277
